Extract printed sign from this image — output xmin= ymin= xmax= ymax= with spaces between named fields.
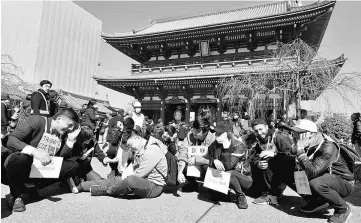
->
xmin=187 ymin=146 xmax=208 ymax=177
xmin=203 ymin=167 xmax=231 ymax=194
xmin=200 ymin=41 xmax=209 ymax=57
xmin=294 ymin=171 xmax=312 ymax=195
xmin=29 ymin=157 xmax=63 ymax=178
xmin=190 ymin=112 xmax=195 ymax=122
xmin=37 ymin=133 xmax=62 ymax=156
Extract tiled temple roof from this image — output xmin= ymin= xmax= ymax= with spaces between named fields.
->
xmin=58 ymin=90 xmax=113 ymax=114
xmin=102 ymin=1 xmax=334 ymax=38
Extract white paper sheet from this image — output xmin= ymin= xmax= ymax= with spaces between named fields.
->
xmin=29 ymin=157 xmax=63 ymax=178
xmin=203 ymin=167 xmax=231 ymax=194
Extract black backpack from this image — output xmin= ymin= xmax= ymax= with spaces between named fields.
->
xmin=338 ymin=143 xmax=361 ymax=175
xmin=322 ymin=134 xmax=361 ymax=179
xmin=156 ymin=151 xmax=178 ymax=186
xmin=146 ymin=138 xmax=178 ymax=186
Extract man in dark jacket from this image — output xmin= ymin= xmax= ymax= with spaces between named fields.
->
xmin=81 ymin=100 xmax=99 ymax=131
xmin=259 ymin=119 xmax=354 ymax=223
xmin=293 ymin=120 xmax=353 ymax=223
xmin=1 ymin=93 xmax=11 ymax=136
xmin=190 ymin=121 xmax=252 ymax=209
xmin=351 ymin=112 xmax=361 ymax=156
xmin=2 ymin=108 xmax=81 ymax=212
xmin=48 ymin=90 xmax=59 ymax=117
xmin=250 ymin=118 xmax=293 ymax=205
xmin=106 ymin=111 xmax=124 ymax=142
xmin=30 ymin=80 xmax=52 ymax=116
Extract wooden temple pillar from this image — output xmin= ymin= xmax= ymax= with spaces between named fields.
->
xmin=185 ymin=98 xmax=190 ymax=125
xmin=158 ymin=87 xmax=167 ymax=124
xmin=214 ymin=84 xmax=222 ymax=122
xmin=160 ymin=99 xmax=165 ymax=124
xmin=216 ymin=98 xmax=222 ymax=122
xmin=182 ymin=85 xmax=191 ymax=126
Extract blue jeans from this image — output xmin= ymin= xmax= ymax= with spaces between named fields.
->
xmin=309 ymin=173 xmax=354 ymax=212
xmin=80 ymin=175 xmax=164 ymax=198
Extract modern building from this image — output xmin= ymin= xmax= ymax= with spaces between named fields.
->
xmin=93 ymin=0 xmax=345 ymax=124
xmin=1 ymin=0 xmax=109 ymax=102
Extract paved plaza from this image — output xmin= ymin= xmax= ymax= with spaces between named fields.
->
xmin=1 ymin=159 xmax=360 ymax=223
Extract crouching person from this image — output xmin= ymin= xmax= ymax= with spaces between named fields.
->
xmin=262 ymin=120 xmax=354 ymax=223
xmin=1 ymin=109 xmax=80 ymax=212
xmin=290 ymin=120 xmax=355 ymax=223
xmin=76 ymin=130 xmax=167 ymax=198
xmin=189 ymin=122 xmax=255 ymax=209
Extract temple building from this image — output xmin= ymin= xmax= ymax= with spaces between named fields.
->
xmin=93 ymin=0 xmax=345 ymax=124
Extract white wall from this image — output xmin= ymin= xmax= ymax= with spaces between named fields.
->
xmin=1 ymin=1 xmax=43 ymax=81
xmin=1 ymin=1 xmax=103 ymax=99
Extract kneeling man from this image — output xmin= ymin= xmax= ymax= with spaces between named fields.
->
xmin=2 ymin=109 xmax=80 ymax=212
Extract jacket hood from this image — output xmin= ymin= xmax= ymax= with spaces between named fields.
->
xmin=147 ymin=136 xmax=168 ymax=155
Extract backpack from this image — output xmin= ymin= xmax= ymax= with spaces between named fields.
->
xmin=314 ymin=134 xmax=361 ymax=178
xmin=337 ymin=143 xmax=361 ymax=175
xmin=156 ymin=151 xmax=178 ymax=186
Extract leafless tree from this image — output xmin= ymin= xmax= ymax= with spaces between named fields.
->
xmin=217 ymin=38 xmax=361 ymax=120
xmin=1 ymin=54 xmax=35 ymax=97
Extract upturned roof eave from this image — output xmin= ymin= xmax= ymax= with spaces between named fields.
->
xmin=101 ymin=1 xmax=335 ymax=40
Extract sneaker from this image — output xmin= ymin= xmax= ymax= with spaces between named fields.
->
xmin=67 ymin=178 xmax=79 ymax=194
xmin=90 ymin=185 xmax=108 ymax=196
xmin=300 ymin=200 xmax=329 ymax=214
xmin=12 ymin=197 xmax=26 ymax=212
xmin=328 ymin=206 xmax=352 ymax=223
xmin=253 ymin=192 xmax=279 ymax=205
xmin=236 ymin=193 xmax=248 ymax=209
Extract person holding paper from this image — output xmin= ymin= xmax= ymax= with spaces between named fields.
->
xmin=1 ymin=108 xmax=81 ymax=212
xmin=75 ymin=130 xmax=167 ymax=199
xmin=177 ymin=117 xmax=215 ymax=187
xmin=71 ymin=126 xmax=106 ymax=181
xmin=266 ymin=120 xmax=354 ymax=223
xmin=189 ymin=122 xmax=254 ymax=209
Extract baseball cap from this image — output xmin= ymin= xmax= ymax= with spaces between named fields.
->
xmin=290 ymin=119 xmax=318 ymax=133
xmin=133 ymin=101 xmax=142 ymax=108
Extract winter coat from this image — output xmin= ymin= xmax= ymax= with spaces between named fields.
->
xmin=30 ymin=89 xmax=50 ymax=116
xmin=81 ymin=107 xmax=99 ymax=131
xmin=297 ymin=138 xmax=354 ymax=181
xmin=352 ymin=119 xmax=361 ymax=145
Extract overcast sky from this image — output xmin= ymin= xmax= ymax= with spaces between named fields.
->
xmin=74 ymin=1 xmax=361 ymax=114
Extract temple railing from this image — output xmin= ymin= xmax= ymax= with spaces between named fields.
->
xmin=131 ymin=56 xmax=296 ymax=74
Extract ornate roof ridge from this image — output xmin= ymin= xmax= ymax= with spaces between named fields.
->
xmin=151 ymin=1 xmax=288 ymax=24
xmin=102 ymin=0 xmax=335 ymax=38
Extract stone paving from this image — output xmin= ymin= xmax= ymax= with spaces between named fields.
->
xmin=2 ymin=159 xmax=360 ymax=223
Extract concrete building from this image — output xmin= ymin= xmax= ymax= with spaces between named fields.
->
xmin=1 ymin=0 xmax=108 ymax=100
